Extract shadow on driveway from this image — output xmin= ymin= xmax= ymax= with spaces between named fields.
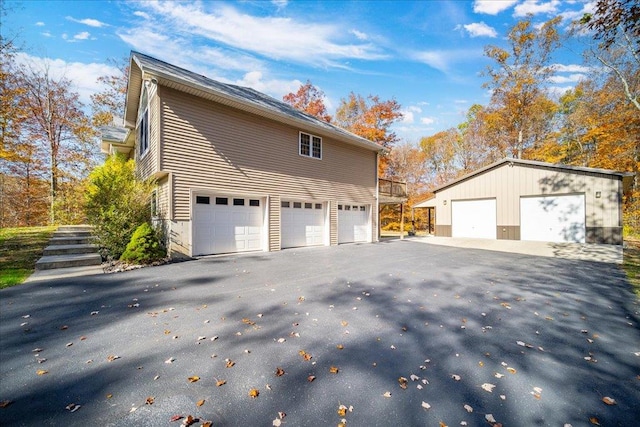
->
xmin=1 ymin=240 xmax=638 ymax=426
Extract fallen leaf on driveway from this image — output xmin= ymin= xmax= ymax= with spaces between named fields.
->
xmin=398 ymin=377 xmax=408 ymax=389
xmin=421 ymin=401 xmax=431 ymax=409
xmin=65 ymin=403 xmax=80 ymax=412
xmin=602 ymin=396 xmax=616 ymax=405
xmin=0 ymin=400 xmax=13 ymax=408
xmin=307 ymin=375 xmax=316 ymax=382
xmin=145 ymin=397 xmax=154 ymax=405
xmin=196 ymin=399 xmax=205 ymax=407
xmin=248 ymin=388 xmax=259 ymax=398
xmin=506 ymin=367 xmax=517 ymax=374
xmin=486 ymin=414 xmax=496 ymax=423
xmin=463 ymin=404 xmax=473 ymax=413
xmin=187 ymin=376 xmax=200 ymax=383
xmin=275 ymin=367 xmax=285 ymax=377
xmin=216 ymin=379 xmax=226 ymax=387
xmin=481 ymin=383 xmax=495 ymax=392
xmin=107 ymin=355 xmax=120 ymax=362
xmin=329 ymin=366 xmax=339 ymax=374
xmin=383 ymin=391 xmax=391 ymax=398
xmin=225 ymin=359 xmax=235 ymax=368
xmin=589 ymin=417 xmax=600 ymax=425
xmin=451 ymin=374 xmax=461 ymax=381
xmin=165 ymin=357 xmax=176 ymax=364
xmin=36 ymin=369 xmax=48 ymax=375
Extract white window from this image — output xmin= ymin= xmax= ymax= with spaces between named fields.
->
xmin=299 ymin=132 xmax=322 ymax=159
xmin=138 ymin=86 xmax=150 ymax=157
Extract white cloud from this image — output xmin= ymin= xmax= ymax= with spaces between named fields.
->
xmin=66 ymin=16 xmax=108 ymax=28
xmin=410 ymin=49 xmax=481 ymax=73
xmin=514 ymin=1 xmax=560 ymax=17
xmin=350 ymin=29 xmax=368 ymax=41
xmin=407 ymin=106 xmax=423 ymax=113
xmin=272 ymin=0 xmax=288 ymax=7
xmin=473 ymin=0 xmax=518 ymax=15
xmin=402 ymin=111 xmax=415 ymax=124
xmin=13 ymin=53 xmax=121 ymax=108
xmin=133 ymin=11 xmax=150 ymax=19
xmin=552 ymin=63 xmax=591 ymax=73
xmin=234 ymin=71 xmax=303 ymax=99
xmin=548 ymin=73 xmax=585 ymax=84
xmin=118 ymin=27 xmax=264 ymax=74
xmin=421 ymin=117 xmax=435 ymax=125
xmin=35 ymin=21 xmax=45 ymax=26
xmin=463 ymin=22 xmax=497 ymax=38
xmin=41 ymin=31 xmax=52 ymax=38
xmin=73 ymin=31 xmax=91 ymax=41
xmin=136 ymin=2 xmax=387 ymax=68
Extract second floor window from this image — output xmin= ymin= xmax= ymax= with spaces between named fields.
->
xmin=138 ymin=86 xmax=150 ymax=156
xmin=299 ymin=132 xmax=322 ymax=159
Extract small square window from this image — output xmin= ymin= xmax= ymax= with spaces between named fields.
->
xmin=215 ymin=197 xmax=228 ymax=205
xmin=305 ymin=202 xmax=312 ymax=209
xmin=360 ymin=206 xmax=366 ymax=211
xmin=293 ymin=202 xmax=302 ymax=208
xmin=196 ymin=196 xmax=210 ymax=204
xmin=281 ymin=201 xmax=290 ymax=208
xmin=233 ymin=198 xmax=245 ymax=206
xmin=345 ymin=205 xmax=351 ymax=211
xmin=299 ymin=132 xmax=321 ymax=159
xmin=250 ymin=199 xmax=260 ymax=207
xmin=352 ymin=206 xmax=358 ymax=210
xmin=338 ymin=205 xmax=343 ymax=210
xmin=315 ymin=203 xmax=322 ymax=209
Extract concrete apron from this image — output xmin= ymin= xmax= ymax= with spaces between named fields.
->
xmin=408 ymin=236 xmax=624 ymax=264
xmin=25 ymin=265 xmax=105 ymax=283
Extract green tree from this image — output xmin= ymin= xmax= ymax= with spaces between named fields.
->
xmin=85 ymin=154 xmax=155 ymax=259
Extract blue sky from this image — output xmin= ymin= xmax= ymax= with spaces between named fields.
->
xmin=5 ymin=0 xmax=594 ymax=143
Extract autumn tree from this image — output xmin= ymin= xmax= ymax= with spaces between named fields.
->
xmin=91 ymin=57 xmax=129 ymax=127
xmin=483 ymin=16 xmax=561 ymax=159
xmin=456 ymin=104 xmax=493 ymax=171
xmin=282 ymin=80 xmax=331 ymax=122
xmin=419 ymin=128 xmax=460 ymax=186
xmin=334 ymin=92 xmax=403 ymax=176
xmin=580 ymin=0 xmax=639 ymax=55
xmin=14 ymin=62 xmax=99 ymax=224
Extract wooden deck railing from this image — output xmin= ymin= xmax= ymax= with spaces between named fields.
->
xmin=379 ymin=178 xmax=407 ymax=198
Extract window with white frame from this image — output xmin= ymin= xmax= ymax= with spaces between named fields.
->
xmin=138 ymin=86 xmax=150 ymax=157
xmin=299 ymin=132 xmax=322 ymax=159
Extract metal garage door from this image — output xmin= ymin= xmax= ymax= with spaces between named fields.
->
xmin=451 ymin=199 xmax=497 ymax=239
xmin=281 ymin=201 xmax=325 ymax=248
xmin=192 ymin=195 xmax=264 ymax=256
xmin=338 ymin=204 xmax=369 ymax=243
xmin=520 ymin=194 xmax=585 ymax=243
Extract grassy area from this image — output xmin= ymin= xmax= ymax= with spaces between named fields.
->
xmin=623 ymin=239 xmax=640 ymax=298
xmin=0 ymin=226 xmax=57 ymax=289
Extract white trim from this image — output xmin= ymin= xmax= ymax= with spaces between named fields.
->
xmin=298 ymin=131 xmax=322 ymax=160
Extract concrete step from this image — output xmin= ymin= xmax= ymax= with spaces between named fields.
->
xmin=53 ymin=230 xmax=94 ymax=238
xmin=57 ymin=225 xmax=94 ymax=232
xmin=43 ymin=244 xmax=100 ymax=256
xmin=49 ymin=236 xmax=94 ymax=246
xmin=35 ymin=253 xmax=102 ymax=270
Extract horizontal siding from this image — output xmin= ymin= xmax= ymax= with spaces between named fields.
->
xmin=434 ymin=163 xmax=622 ymax=228
xmin=269 ymin=195 xmax=281 ymax=251
xmin=159 ymin=86 xmax=376 ymax=221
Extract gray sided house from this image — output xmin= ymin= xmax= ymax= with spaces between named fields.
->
xmin=101 ymin=51 xmax=383 ymax=257
xmin=415 ymin=158 xmax=633 ymax=245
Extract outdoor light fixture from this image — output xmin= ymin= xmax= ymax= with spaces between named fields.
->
xmin=443 ymin=200 xmax=447 ymax=205
xmin=595 ymin=191 xmax=601 ymax=198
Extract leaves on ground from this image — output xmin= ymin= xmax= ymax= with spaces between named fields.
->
xmin=36 ymin=369 xmax=48 ymax=375
xmin=275 ymin=367 xmax=285 ymax=377
xmin=481 ymin=383 xmax=496 ymax=393
xmin=145 ymin=396 xmax=154 ymax=405
xmin=196 ymin=399 xmax=205 ymax=407
xmin=187 ymin=376 xmax=200 ymax=383
xmin=248 ymin=388 xmax=259 ymax=398
xmin=329 ymin=366 xmax=339 ymax=374
xmin=602 ymin=396 xmax=617 ymax=405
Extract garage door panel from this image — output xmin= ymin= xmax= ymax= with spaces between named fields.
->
xmin=451 ymin=199 xmax=496 ymax=239
xmin=338 ymin=204 xmax=369 ymax=244
xmin=193 ymin=195 xmax=264 ymax=256
xmin=281 ymin=201 xmax=325 ymax=248
xmin=521 ymin=194 xmax=585 ymax=243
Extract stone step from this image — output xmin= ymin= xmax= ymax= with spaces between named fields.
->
xmin=53 ymin=230 xmax=94 ymax=238
xmin=57 ymin=225 xmax=94 ymax=232
xmin=35 ymin=253 xmax=102 ymax=270
xmin=49 ymin=236 xmax=94 ymax=246
xmin=43 ymin=244 xmax=100 ymax=256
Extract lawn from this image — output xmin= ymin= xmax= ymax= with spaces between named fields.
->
xmin=623 ymin=239 xmax=640 ymax=297
xmin=0 ymin=226 xmax=56 ymax=289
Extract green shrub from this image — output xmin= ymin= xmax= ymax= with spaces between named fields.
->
xmin=120 ymin=222 xmax=165 ymax=264
xmin=85 ymin=153 xmax=155 ymax=259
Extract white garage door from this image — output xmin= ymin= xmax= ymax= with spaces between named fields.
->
xmin=281 ymin=201 xmax=325 ymax=248
xmin=452 ymin=199 xmax=497 ymax=239
xmin=193 ymin=195 xmax=264 ymax=256
xmin=338 ymin=204 xmax=370 ymax=243
xmin=520 ymin=194 xmax=585 ymax=243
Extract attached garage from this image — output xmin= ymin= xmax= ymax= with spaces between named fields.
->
xmin=414 ymin=158 xmax=633 ymax=245
xmin=281 ymin=200 xmax=327 ymax=248
xmin=338 ymin=204 xmax=370 ymax=243
xmin=451 ymin=199 xmax=496 ymax=239
xmin=192 ymin=195 xmax=265 ymax=256
xmin=520 ymin=194 xmax=586 ymax=243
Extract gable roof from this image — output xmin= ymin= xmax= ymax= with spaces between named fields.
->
xmin=434 ymin=158 xmax=634 ymax=193
xmin=124 ymin=51 xmax=383 ymax=153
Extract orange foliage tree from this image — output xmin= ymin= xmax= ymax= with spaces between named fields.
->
xmin=282 ymin=80 xmax=331 ymax=122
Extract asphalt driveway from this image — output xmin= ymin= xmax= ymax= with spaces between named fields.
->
xmin=1 ymin=240 xmax=639 ymax=426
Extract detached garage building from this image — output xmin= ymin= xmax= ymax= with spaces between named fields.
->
xmin=415 ymin=158 xmax=633 ymax=245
